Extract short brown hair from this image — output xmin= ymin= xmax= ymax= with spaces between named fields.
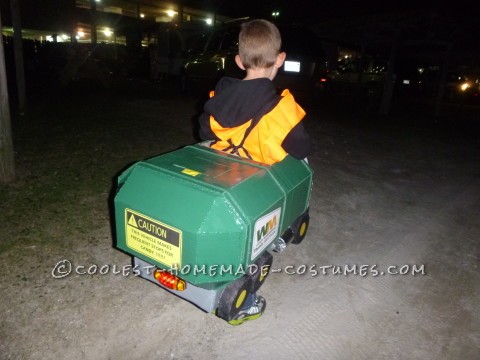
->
xmin=238 ymin=19 xmax=282 ymax=69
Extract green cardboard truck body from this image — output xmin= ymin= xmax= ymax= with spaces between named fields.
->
xmin=115 ymin=144 xmax=313 ymax=319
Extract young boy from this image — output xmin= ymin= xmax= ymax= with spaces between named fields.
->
xmin=199 ymin=19 xmax=310 ymax=164
xmin=199 ymin=19 xmax=310 ymax=324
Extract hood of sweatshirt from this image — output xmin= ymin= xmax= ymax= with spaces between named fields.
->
xmin=204 ymin=77 xmax=281 ymax=127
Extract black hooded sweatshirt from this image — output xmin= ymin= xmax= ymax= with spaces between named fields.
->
xmin=199 ymin=77 xmax=310 ymax=159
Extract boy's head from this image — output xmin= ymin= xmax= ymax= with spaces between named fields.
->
xmin=236 ymin=19 xmax=286 ymax=78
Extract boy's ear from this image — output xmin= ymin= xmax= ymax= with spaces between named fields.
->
xmin=275 ymin=52 xmax=286 ymax=68
xmin=235 ymin=55 xmax=246 ymax=70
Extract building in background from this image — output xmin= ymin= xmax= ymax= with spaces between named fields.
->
xmin=0 ymin=0 xmax=232 ymax=84
xmin=1 ymin=0 xmax=230 ymax=46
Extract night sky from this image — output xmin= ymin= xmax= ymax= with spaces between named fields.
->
xmin=184 ymin=0 xmax=474 ymax=23
xmin=183 ymin=0 xmax=478 ymax=54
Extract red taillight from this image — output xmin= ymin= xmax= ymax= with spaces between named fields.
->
xmin=154 ymin=269 xmax=186 ymax=291
xmin=320 ymin=78 xmax=328 ymax=82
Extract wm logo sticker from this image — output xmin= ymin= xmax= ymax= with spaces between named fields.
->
xmin=257 ymin=216 xmax=277 ymax=241
xmin=252 ymin=207 xmax=281 ymax=260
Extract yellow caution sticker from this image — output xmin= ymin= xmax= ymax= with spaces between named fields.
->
xmin=125 ymin=209 xmax=182 ymax=268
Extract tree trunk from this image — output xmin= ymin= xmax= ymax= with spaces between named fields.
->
xmin=434 ymin=43 xmax=452 ymax=118
xmin=90 ymin=0 xmax=97 ymax=44
xmin=10 ymin=0 xmax=26 ymax=115
xmin=379 ymin=29 xmax=400 ymax=116
xmin=0 ymin=8 xmax=16 ymax=182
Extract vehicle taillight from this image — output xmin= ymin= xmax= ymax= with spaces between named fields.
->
xmin=320 ymin=78 xmax=328 ymax=82
xmin=154 ymin=269 xmax=186 ymax=291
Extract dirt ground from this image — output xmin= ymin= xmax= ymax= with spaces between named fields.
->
xmin=0 ymin=82 xmax=479 ymax=359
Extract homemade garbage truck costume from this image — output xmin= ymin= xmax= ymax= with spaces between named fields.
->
xmin=114 ymin=143 xmax=313 ymax=323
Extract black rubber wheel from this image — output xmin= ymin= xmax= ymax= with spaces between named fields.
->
xmin=249 ymin=251 xmax=273 ymax=293
xmin=292 ymin=212 xmax=310 ymax=245
xmin=216 ymin=275 xmax=253 ymax=321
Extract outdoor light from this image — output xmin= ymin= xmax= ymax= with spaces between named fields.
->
xmin=103 ymin=28 xmax=113 ymax=37
xmin=167 ymin=10 xmax=176 ymax=17
xmin=140 ymin=13 xmax=145 ymax=18
xmin=77 ymin=31 xmax=85 ymax=38
xmin=206 ymin=18 xmax=213 ymax=25
xmin=460 ymin=82 xmax=471 ymax=91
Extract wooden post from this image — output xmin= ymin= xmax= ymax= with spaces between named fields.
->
xmin=10 ymin=0 xmax=26 ymax=115
xmin=0 ymin=8 xmax=16 ymax=182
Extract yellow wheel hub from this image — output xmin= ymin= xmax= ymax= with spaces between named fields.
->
xmin=235 ymin=290 xmax=247 ymax=309
xmin=299 ymin=222 xmax=307 ymax=236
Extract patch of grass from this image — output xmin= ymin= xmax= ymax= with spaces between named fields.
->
xmin=1 ymin=86 xmax=196 ymax=255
